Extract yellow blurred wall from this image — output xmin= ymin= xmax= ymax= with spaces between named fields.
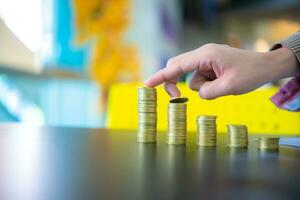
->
xmin=107 ymin=83 xmax=300 ymax=134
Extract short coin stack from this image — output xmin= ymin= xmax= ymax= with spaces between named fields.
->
xmin=227 ymin=124 xmax=248 ymax=148
xmin=257 ymin=137 xmax=279 ymax=151
xmin=167 ymin=97 xmax=189 ymax=145
xmin=137 ymin=87 xmax=157 ymax=143
xmin=196 ymin=115 xmax=217 ymax=147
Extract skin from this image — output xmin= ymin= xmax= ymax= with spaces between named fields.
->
xmin=144 ymin=43 xmax=300 ymax=99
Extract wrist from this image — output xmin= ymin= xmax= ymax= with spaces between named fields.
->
xmin=264 ymin=47 xmax=300 ymax=82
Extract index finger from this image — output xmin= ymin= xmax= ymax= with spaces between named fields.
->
xmin=144 ymin=70 xmax=167 ymax=87
xmin=144 ymin=50 xmax=200 ymax=87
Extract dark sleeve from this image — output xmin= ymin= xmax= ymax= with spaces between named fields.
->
xmin=270 ymin=31 xmax=300 ymax=64
xmin=270 ymin=32 xmax=300 ymax=111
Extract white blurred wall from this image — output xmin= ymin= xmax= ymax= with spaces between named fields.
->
xmin=0 ymin=19 xmax=38 ymax=72
xmin=126 ymin=0 xmax=182 ymax=80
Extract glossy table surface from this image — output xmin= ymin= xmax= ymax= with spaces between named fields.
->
xmin=0 ymin=124 xmax=299 ymax=200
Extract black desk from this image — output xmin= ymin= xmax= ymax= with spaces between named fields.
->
xmin=0 ymin=124 xmax=299 ymax=200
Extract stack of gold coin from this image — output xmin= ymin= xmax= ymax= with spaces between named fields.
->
xmin=137 ymin=87 xmax=157 ymax=143
xmin=227 ymin=124 xmax=248 ymax=148
xmin=196 ymin=115 xmax=217 ymax=147
xmin=167 ymin=97 xmax=189 ymax=145
xmin=257 ymin=137 xmax=279 ymax=151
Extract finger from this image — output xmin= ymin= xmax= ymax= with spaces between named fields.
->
xmin=199 ymin=77 xmax=229 ymax=100
xmin=144 ymin=50 xmax=200 ymax=87
xmin=144 ymin=69 xmax=166 ymax=87
xmin=144 ymin=67 xmax=182 ymax=87
xmin=188 ymin=70 xmax=210 ymax=91
xmin=164 ymin=81 xmax=181 ymax=97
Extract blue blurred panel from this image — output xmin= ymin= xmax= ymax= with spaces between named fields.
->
xmin=40 ymin=79 xmax=103 ymax=127
xmin=0 ymin=103 xmax=19 ymax=122
xmin=46 ymin=0 xmax=90 ymax=71
xmin=0 ymin=73 xmax=102 ymax=128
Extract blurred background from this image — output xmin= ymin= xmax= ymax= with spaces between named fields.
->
xmin=0 ymin=0 xmax=299 ymax=130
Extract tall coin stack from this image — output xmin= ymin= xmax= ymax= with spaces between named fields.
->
xmin=196 ymin=115 xmax=217 ymax=147
xmin=257 ymin=137 xmax=279 ymax=151
xmin=227 ymin=124 xmax=248 ymax=148
xmin=167 ymin=97 xmax=189 ymax=145
xmin=137 ymin=87 xmax=157 ymax=143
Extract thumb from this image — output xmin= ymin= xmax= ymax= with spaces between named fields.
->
xmin=198 ymin=77 xmax=229 ymax=100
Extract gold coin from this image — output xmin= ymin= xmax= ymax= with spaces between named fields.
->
xmin=168 ymin=104 xmax=187 ymax=109
xmin=137 ymin=87 xmax=157 ymax=143
xmin=167 ymin=138 xmax=186 ymax=145
xmin=167 ymin=97 xmax=188 ymax=145
xmin=196 ymin=115 xmax=217 ymax=146
xmin=169 ymin=97 xmax=189 ymax=103
xmin=226 ymin=124 xmax=248 ymax=148
xmin=257 ymin=137 xmax=279 ymax=151
xmin=197 ymin=133 xmax=216 ymax=147
xmin=197 ymin=115 xmax=217 ymax=121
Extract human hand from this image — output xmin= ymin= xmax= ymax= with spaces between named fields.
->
xmin=144 ymin=43 xmax=299 ymax=99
